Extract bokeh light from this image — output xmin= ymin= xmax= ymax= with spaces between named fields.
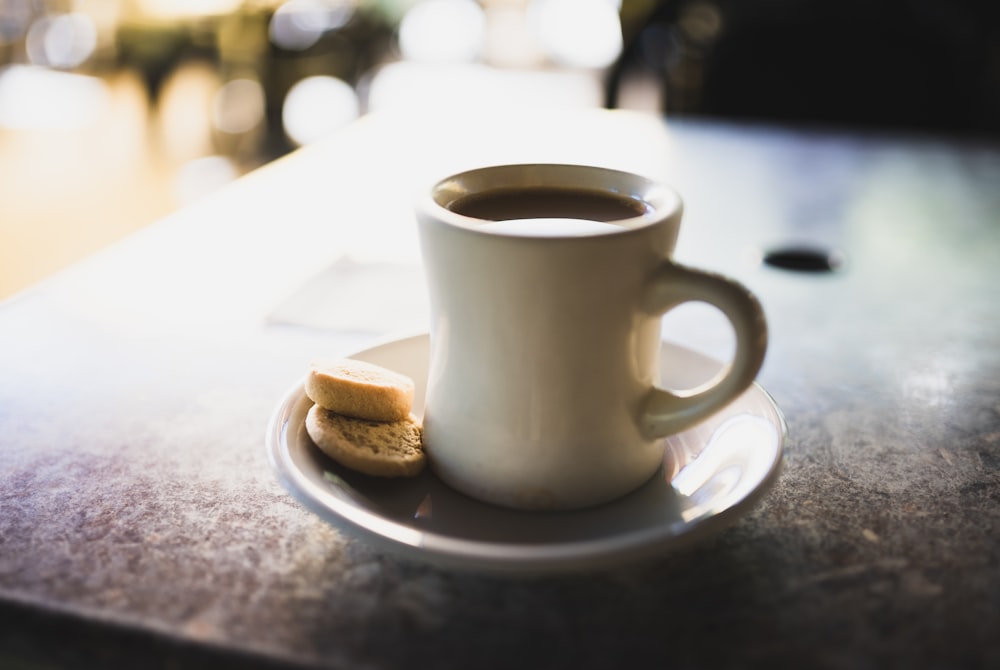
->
xmin=528 ymin=0 xmax=622 ymax=69
xmin=25 ymin=12 xmax=98 ymax=69
xmin=0 ymin=65 xmax=108 ymax=129
xmin=0 ymin=1 xmax=33 ymax=46
xmin=212 ymin=78 xmax=266 ymax=135
xmin=269 ymin=0 xmax=355 ymax=51
xmin=282 ymin=75 xmax=359 ymax=146
xmin=398 ymin=0 xmax=485 ymax=64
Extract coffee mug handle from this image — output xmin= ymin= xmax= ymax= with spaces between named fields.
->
xmin=638 ymin=263 xmax=768 ymax=439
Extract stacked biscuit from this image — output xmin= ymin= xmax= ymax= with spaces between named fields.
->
xmin=304 ymin=358 xmax=426 ymax=477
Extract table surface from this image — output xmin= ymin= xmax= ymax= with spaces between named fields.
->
xmin=2 ymin=109 xmax=999 ymax=669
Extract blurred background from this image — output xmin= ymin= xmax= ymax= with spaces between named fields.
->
xmin=1 ymin=0 xmax=997 ymax=299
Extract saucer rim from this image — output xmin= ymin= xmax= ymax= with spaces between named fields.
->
xmin=265 ymin=333 xmax=786 ymax=574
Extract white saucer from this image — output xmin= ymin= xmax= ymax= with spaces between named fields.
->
xmin=266 ymin=333 xmax=785 ymax=574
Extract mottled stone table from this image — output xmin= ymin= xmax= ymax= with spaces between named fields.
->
xmin=2 ymin=109 xmax=998 ymax=669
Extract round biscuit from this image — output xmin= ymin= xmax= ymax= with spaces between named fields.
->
xmin=305 ymin=404 xmax=425 ymax=478
xmin=305 ymin=358 xmax=414 ymax=422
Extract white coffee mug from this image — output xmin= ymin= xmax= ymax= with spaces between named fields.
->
xmin=416 ymin=164 xmax=767 ymax=510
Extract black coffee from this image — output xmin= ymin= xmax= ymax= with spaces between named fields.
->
xmin=449 ymin=187 xmax=650 ymax=222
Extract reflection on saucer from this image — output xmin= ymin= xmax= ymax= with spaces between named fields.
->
xmin=670 ymin=415 xmax=779 ymax=523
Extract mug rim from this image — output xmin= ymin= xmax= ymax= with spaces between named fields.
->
xmin=419 ymin=163 xmax=682 ymax=238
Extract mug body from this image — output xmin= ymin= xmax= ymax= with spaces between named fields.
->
xmin=416 ymin=164 xmax=683 ymax=510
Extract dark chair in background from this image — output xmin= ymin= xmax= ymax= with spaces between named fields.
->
xmin=608 ymin=0 xmax=1000 ymax=137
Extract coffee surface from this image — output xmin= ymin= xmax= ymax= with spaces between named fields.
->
xmin=449 ymin=186 xmax=649 ymax=222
